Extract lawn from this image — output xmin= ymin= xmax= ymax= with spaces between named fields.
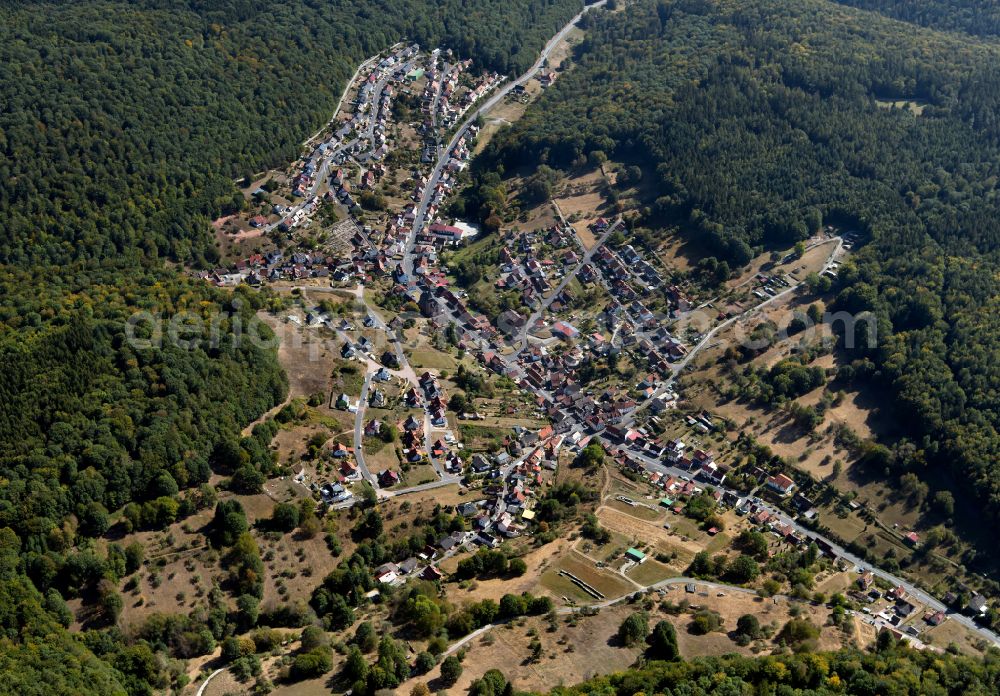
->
xmin=628 ymin=558 xmax=674 ymax=586
xmin=704 ymin=532 xmax=732 ymax=554
xmin=364 ymin=441 xmax=401 ymax=475
xmin=606 ymin=498 xmax=664 ymax=522
xmin=459 ymin=423 xmax=507 ymax=451
xmin=363 ymin=436 xmax=389 ymax=456
xmin=579 ymin=530 xmax=632 ymax=564
xmin=444 ymin=233 xmax=500 ymax=268
xmin=399 ymin=463 xmax=438 ymax=488
xmin=653 ymin=539 xmax=698 ymax=570
xmin=300 ymin=407 xmax=354 ymax=433
xmin=607 ymin=476 xmax=646 ymax=498
xmin=539 ymin=567 xmax=599 ymax=603
xmin=406 ymin=348 xmax=457 ymax=370
xmin=331 ymin=359 xmax=365 ymax=396
xmin=814 ymin=570 xmax=858 ymax=596
xmin=664 ymin=513 xmax=705 ymax=541
xmin=819 ymin=508 xmax=868 ymax=544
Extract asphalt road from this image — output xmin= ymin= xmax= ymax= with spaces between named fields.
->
xmin=263 ymin=52 xmax=393 ymax=236
xmin=194 ymin=669 xmax=225 ymax=696
xmin=353 ymin=370 xmax=377 ymax=485
xmin=256 ymin=3 xmax=1000 ymax=653
xmin=301 ymin=51 xmax=385 ymax=148
xmin=613 ymin=412 xmax=1000 ymax=646
xmin=430 ymin=62 xmax=451 ymax=132
xmin=342 ymin=285 xmax=456 ymax=487
xmin=576 ymin=233 xmax=1000 ymax=647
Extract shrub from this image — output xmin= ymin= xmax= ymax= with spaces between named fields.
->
xmin=778 ymin=618 xmax=820 ymax=651
xmin=271 ymin=503 xmax=300 ymax=532
xmin=290 ymin=647 xmax=333 ymax=681
xmin=414 ymin=651 xmax=436 ymax=674
xmin=690 ymin=610 xmax=722 ymax=635
xmin=647 ymin=620 xmax=679 ymax=660
xmin=736 ymin=614 xmax=761 ymax=640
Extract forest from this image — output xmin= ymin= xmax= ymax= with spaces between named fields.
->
xmin=0 ymin=267 xmax=288 ymax=545
xmin=833 ymin=0 xmax=1000 ymax=37
xmin=476 ymin=0 xmax=1000 ymax=558
xmin=9 ymin=0 xmax=1000 ymax=689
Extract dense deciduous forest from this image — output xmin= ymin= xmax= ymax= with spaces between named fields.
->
xmin=548 ymin=642 xmax=1000 ymax=695
xmin=479 ymin=0 xmax=1000 ymax=554
xmin=0 ymin=0 xmax=584 ymax=688
xmin=834 ymin=0 xmax=1000 ymax=37
xmin=0 ymin=551 xmax=130 ymax=695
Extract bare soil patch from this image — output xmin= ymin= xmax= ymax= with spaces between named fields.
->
xmin=655 ymin=230 xmax=702 ymax=272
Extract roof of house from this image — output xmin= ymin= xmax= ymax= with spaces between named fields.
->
xmin=767 ymin=473 xmax=795 ymax=490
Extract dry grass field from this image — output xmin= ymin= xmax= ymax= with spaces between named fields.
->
xmin=554 ymin=169 xmax=613 ymax=249
xmin=399 ymin=606 xmax=643 ymax=695
xmin=395 ymin=584 xmax=867 ymax=696
xmin=539 ymin=549 xmax=636 ymax=603
xmin=109 ymin=485 xmax=348 ymax=635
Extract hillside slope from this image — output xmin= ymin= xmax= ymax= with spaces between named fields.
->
xmin=0 ymin=1 xmax=583 ymax=689
xmin=834 ymin=0 xmax=1000 ymax=38
xmin=478 ymin=0 xmax=1000 ymax=558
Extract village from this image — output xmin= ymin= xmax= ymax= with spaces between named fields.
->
xmin=190 ymin=38 xmax=1000 ymax=688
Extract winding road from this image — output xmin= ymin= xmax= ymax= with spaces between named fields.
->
xmin=301 ymin=50 xmax=387 ymax=149
xmin=194 ymin=668 xmax=225 ymax=696
xmin=500 ymin=228 xmax=1000 ymax=647
xmin=617 ymin=445 xmax=1000 ymax=646
xmin=595 ymin=234 xmax=1000 ymax=647
xmin=244 ymin=0 xmax=1000 ymax=655
xmin=441 ymin=576 xmax=797 ymax=657
xmin=338 ymin=284 xmax=461 ymax=495
xmin=621 ymin=236 xmax=844 ymax=427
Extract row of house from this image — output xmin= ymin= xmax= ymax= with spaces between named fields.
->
xmin=441 ymin=68 xmax=503 ymax=127
xmin=198 ymin=248 xmax=352 ymax=286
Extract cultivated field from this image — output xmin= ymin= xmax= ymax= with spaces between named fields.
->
xmin=540 ymin=549 xmax=636 ymax=603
